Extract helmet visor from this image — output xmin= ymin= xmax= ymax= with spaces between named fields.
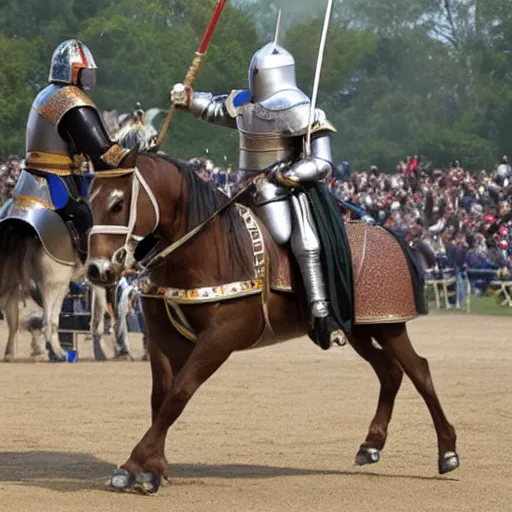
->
xmin=80 ymin=68 xmax=97 ymax=90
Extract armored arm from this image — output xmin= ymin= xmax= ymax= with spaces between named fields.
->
xmin=189 ymin=92 xmax=238 ymax=129
xmin=171 ymin=83 xmax=238 ymax=129
xmin=286 ymin=109 xmax=335 ymax=182
xmin=59 ymin=106 xmax=135 ymax=170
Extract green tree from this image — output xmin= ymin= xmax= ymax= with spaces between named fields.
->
xmin=0 ymin=35 xmax=39 ymax=155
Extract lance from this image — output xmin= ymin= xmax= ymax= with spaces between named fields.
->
xmin=304 ymin=0 xmax=333 ymax=158
xmin=152 ymin=0 xmax=228 ymax=151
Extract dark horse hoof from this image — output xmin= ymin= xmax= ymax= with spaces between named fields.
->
xmin=438 ymin=451 xmax=460 ymax=474
xmin=109 ymin=467 xmax=134 ymax=491
xmin=355 ymin=446 xmax=380 ymax=466
xmin=132 ymin=472 xmax=162 ymax=495
xmin=93 ymin=333 xmax=108 ymax=361
xmin=46 ymin=342 xmax=66 ymax=362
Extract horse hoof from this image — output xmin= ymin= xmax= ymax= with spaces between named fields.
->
xmin=31 ymin=353 xmax=48 ymax=363
xmin=439 ymin=451 xmax=460 ymax=474
xmin=46 ymin=344 xmax=66 ymax=362
xmin=93 ymin=334 xmax=108 ymax=361
xmin=132 ymin=472 xmax=162 ymax=495
xmin=355 ymin=446 xmax=380 ymax=466
xmin=109 ymin=467 xmax=134 ymax=490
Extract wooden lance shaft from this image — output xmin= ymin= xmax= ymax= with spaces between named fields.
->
xmin=153 ymin=52 xmax=204 ymax=150
xmin=152 ymin=0 xmax=227 ymax=151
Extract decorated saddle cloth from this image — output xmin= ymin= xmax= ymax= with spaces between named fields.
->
xmin=382 ymin=227 xmax=428 ymax=315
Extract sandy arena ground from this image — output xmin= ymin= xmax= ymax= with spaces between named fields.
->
xmin=0 ymin=312 xmax=510 ymax=511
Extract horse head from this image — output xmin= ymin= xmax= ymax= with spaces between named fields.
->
xmin=86 ymin=153 xmax=251 ymax=288
xmin=86 ymin=155 xmax=165 ymax=286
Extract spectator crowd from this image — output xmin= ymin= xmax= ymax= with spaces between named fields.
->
xmin=327 ymin=156 xmax=512 ymax=277
xmin=3 ymin=153 xmax=512 ymax=284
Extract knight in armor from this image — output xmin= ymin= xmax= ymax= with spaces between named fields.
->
xmin=22 ymin=39 xmax=137 ymax=260
xmin=169 ymin=35 xmax=340 ymax=349
xmin=117 ymin=103 xmax=148 ymax=149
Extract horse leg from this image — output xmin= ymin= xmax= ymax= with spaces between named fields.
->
xmin=110 ymin=299 xmax=194 ymax=492
xmin=113 ymin=287 xmax=134 ymax=361
xmin=348 ymin=326 xmax=404 ymax=466
xmin=373 ymin=323 xmax=459 ymax=474
xmin=38 ymin=254 xmax=76 ymax=361
xmin=91 ymin=286 xmax=108 ymax=361
xmin=28 ymin=311 xmax=46 ymax=359
xmin=111 ymin=322 xmax=236 ymax=494
xmin=48 ymin=284 xmax=70 ymax=361
xmin=3 ymin=294 xmax=20 ymax=362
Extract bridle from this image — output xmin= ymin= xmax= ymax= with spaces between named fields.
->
xmin=88 ymin=167 xmax=160 ymax=268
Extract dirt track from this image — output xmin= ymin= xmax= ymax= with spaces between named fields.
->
xmin=0 ymin=314 xmax=510 ymax=511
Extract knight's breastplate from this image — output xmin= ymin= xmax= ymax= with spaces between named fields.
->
xmin=25 ymin=84 xmax=94 ymax=175
xmin=236 ymin=99 xmax=310 ymax=171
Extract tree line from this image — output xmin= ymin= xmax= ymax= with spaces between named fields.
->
xmin=0 ymin=0 xmax=511 ymax=171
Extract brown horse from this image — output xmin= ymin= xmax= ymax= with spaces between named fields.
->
xmin=86 ymin=153 xmax=459 ymax=495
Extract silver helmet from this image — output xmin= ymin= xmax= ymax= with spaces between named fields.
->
xmin=247 ymin=11 xmax=298 ymax=102
xmin=48 ymin=39 xmax=98 ymax=90
xmin=248 ymin=42 xmax=297 ymax=102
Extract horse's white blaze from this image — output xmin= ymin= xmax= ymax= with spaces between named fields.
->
xmin=107 ymin=189 xmax=125 ymax=211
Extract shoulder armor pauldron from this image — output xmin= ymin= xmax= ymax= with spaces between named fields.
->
xmin=225 ymin=89 xmax=251 ymax=117
xmin=35 ymin=85 xmax=95 ymax=125
xmin=259 ymin=89 xmax=310 ymax=112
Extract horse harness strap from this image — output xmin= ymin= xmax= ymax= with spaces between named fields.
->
xmin=140 ymin=170 xmax=267 ymax=271
xmin=139 ymin=205 xmax=275 ymax=343
xmin=92 ymin=164 xmax=278 ymax=343
xmin=89 ymin=167 xmax=160 ymax=267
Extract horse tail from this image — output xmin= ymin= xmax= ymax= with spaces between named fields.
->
xmin=0 ymin=222 xmax=44 ymax=297
xmin=28 ymin=280 xmax=44 ymax=308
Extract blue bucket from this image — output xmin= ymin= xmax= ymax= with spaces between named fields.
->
xmin=66 ymin=350 xmax=78 ymax=363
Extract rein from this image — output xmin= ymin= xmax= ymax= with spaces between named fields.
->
xmin=139 ymin=169 xmax=266 ymax=271
xmin=90 ymin=160 xmax=286 ymax=274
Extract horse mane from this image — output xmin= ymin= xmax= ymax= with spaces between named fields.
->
xmin=141 ymin=152 xmax=253 ymax=277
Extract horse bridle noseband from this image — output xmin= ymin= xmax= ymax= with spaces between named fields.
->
xmin=88 ymin=167 xmax=160 ymax=268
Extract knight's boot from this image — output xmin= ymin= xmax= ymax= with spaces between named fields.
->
xmin=291 ymin=194 xmax=339 ymax=350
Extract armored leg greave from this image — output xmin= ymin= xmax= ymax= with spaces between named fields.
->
xmin=290 ymin=193 xmax=329 ymax=319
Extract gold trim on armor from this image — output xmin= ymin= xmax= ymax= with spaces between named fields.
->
xmin=36 ymin=86 xmax=94 ymax=125
xmin=93 ymin=168 xmax=135 ymax=178
xmin=310 ymin=119 xmax=337 ymax=134
xmin=26 ymin=151 xmax=74 ymax=176
xmin=100 ymin=144 xmax=128 ymax=168
xmin=239 ymin=129 xmax=297 ymax=153
xmin=14 ymin=195 xmax=55 ymax=210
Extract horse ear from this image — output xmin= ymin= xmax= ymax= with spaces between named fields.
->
xmin=119 ymin=144 xmax=139 ymax=169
